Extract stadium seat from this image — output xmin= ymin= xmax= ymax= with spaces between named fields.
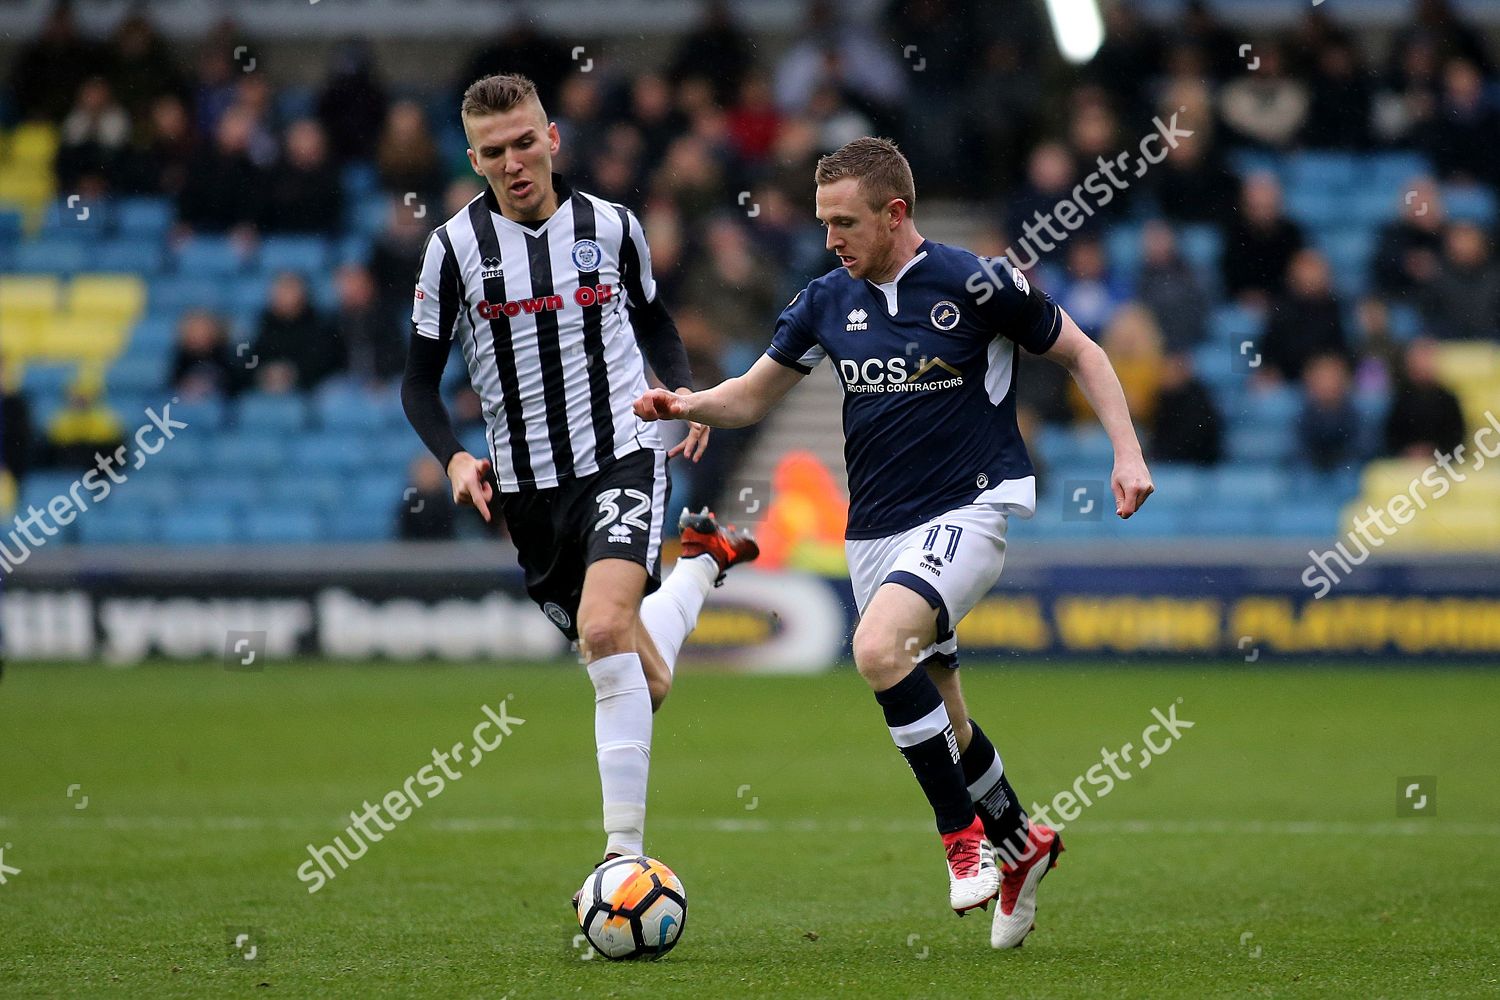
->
xmin=159 ymin=507 xmax=237 ymax=545
xmin=165 ymin=398 xmax=229 ymax=433
xmin=185 ymin=471 xmax=264 ymax=506
xmin=325 ymin=504 xmax=395 ymax=542
xmin=1266 ymin=501 xmax=1343 ymax=538
xmin=107 ymin=355 xmax=168 ymax=395
xmin=1226 ymin=424 xmax=1295 ymax=465
xmin=213 ymin=430 xmax=287 ymax=473
xmin=95 ymin=238 xmax=167 ymax=275
xmin=125 ymin=315 xmax=179 ymax=358
xmin=1208 ymin=304 xmax=1264 ymax=345
xmin=289 ymin=433 xmax=366 ymax=472
xmin=259 ymin=235 xmax=330 ymax=276
xmin=235 ymin=393 xmax=310 ymax=432
xmin=225 ymin=274 xmax=273 ymax=316
xmin=264 ymin=473 xmax=341 ymax=509
xmin=1286 ymin=151 xmax=1360 ymax=191
xmin=1177 ymin=225 xmax=1224 ymax=292
xmin=151 ymin=275 xmax=230 ymax=313
xmin=19 ymin=363 xmax=76 ymax=398
xmin=244 ymin=509 xmax=323 ymax=544
xmin=1240 ymin=385 xmax=1302 ymax=428
xmin=114 ymin=197 xmax=174 ymax=237
xmin=14 ymin=239 xmax=89 ymax=274
xmin=69 ymin=275 xmax=148 ymax=327
xmin=174 ymin=236 xmax=248 ymax=277
xmin=1210 ymin=467 xmax=1286 ymax=504
xmin=1369 ymin=152 xmax=1432 ymax=192
xmin=78 ymin=507 xmax=159 ymax=545
xmin=40 ymin=195 xmax=110 ymax=238
xmin=313 ymin=383 xmax=385 ymax=431
xmin=1443 ymin=185 xmax=1498 ymax=226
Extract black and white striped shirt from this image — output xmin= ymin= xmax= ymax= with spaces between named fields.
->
xmin=410 ymin=177 xmax=675 ymax=492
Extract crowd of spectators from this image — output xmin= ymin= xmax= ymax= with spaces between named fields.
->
xmin=3 ymin=0 xmax=1499 ymax=532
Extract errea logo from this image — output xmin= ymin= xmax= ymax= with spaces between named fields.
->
xmin=846 ymin=308 xmax=869 ymax=332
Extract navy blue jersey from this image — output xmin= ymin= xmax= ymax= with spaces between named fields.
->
xmin=767 ymin=240 xmax=1062 ymax=539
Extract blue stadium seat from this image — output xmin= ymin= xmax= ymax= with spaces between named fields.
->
xmin=313 ymin=383 xmax=384 ymax=430
xmin=326 ymin=505 xmax=395 ymax=542
xmin=1350 ymin=188 xmax=1400 ymax=226
xmin=174 ymin=236 xmax=248 ymax=277
xmin=1226 ymin=424 xmax=1295 ymax=464
xmin=1180 ymin=499 xmax=1271 ymax=537
xmin=336 ymin=233 xmax=373 ymax=267
xmin=159 ymin=507 xmax=237 ymax=545
xmin=1369 ymin=153 xmax=1432 ymax=193
xmin=235 ymin=392 xmax=310 ymax=432
xmin=264 ymin=473 xmax=341 ymax=509
xmin=1208 ymin=304 xmax=1264 ymax=345
xmin=96 ymin=238 xmax=167 ymax=275
xmin=1210 ymin=467 xmax=1286 ymax=503
xmin=245 ymin=509 xmax=323 ymax=543
xmin=1104 ymin=225 xmax=1144 ymax=279
xmin=1286 ymin=151 xmax=1360 ymax=191
xmin=184 ymin=471 xmax=262 ymax=505
xmin=289 ymin=433 xmax=366 ymax=471
xmin=108 ymin=355 xmax=169 ymax=395
xmin=18 ymin=472 xmax=80 ymax=512
xmin=78 ymin=507 xmax=159 ymax=545
xmin=0 ymin=209 xmax=23 ymax=243
xmin=1313 ymin=227 xmax=1376 ymax=297
xmin=167 ymin=398 xmax=229 ymax=433
xmin=213 ymin=430 xmax=286 ymax=472
xmin=1177 ymin=225 xmax=1224 ymax=292
xmin=14 ymin=238 xmax=89 ymax=273
xmin=1443 ymin=185 xmax=1498 ymax=226
xmin=1284 ymin=188 xmax=1348 ymax=228
xmin=21 ymin=364 xmax=77 ymax=397
xmin=1148 ymin=463 xmax=1213 ymax=503
xmin=1388 ymin=304 xmax=1423 ymax=341
xmin=125 ymin=316 xmax=178 ymax=360
xmin=342 ymin=162 xmax=379 ymax=199
xmin=141 ymin=434 xmax=208 ymax=473
xmin=114 ymin=197 xmax=174 ymax=237
xmin=151 ymin=275 xmax=229 ymax=312
xmin=40 ymin=196 xmax=111 ymax=238
xmin=1241 ymin=385 xmax=1302 ymax=427
xmin=1266 ymin=502 xmax=1343 ymax=539
xmin=259 ymin=235 xmax=330 ymax=276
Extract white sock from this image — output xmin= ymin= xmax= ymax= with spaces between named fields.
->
xmin=638 ymin=554 xmax=717 ymax=676
xmin=587 ymin=652 xmax=652 ymax=857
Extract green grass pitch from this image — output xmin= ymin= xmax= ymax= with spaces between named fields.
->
xmin=2 ymin=660 xmax=1497 ymax=998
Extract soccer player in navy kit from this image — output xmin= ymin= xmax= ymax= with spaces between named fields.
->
xmin=635 ymin=137 xmax=1153 ymax=948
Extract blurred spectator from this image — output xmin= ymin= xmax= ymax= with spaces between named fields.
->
xmin=122 ymin=94 xmax=197 ymax=198
xmin=1397 ymin=0 xmax=1494 ymax=76
xmin=262 ymin=119 xmax=343 ymax=234
xmin=668 ymin=1 xmax=754 ymax=106
xmin=171 ymin=310 xmax=241 ymax=400
xmin=315 ymin=40 xmax=390 ymax=164
xmin=233 ymin=73 xmax=281 ymax=169
xmin=1420 ymin=58 xmax=1500 ymax=188
xmin=1222 ymin=173 xmax=1305 ymax=306
xmin=1373 ymin=33 xmax=1444 ymax=145
xmin=106 ymin=11 xmax=187 ymax=122
xmin=773 ymin=0 xmax=906 ymax=118
xmin=252 ymin=272 xmax=342 ymax=392
xmin=397 ymin=457 xmax=457 ymax=541
xmin=1372 ymin=177 xmax=1445 ymax=302
xmin=679 ymin=218 xmax=783 ymax=378
xmin=6 ymin=3 xmax=101 ymax=123
xmin=176 ymin=106 xmax=265 ymax=235
xmin=369 ymin=195 xmax=432 ymax=331
xmin=1420 ymin=222 xmax=1500 ymax=341
xmin=1054 ymin=237 xmax=1128 ymax=339
xmin=553 ymin=75 xmax=607 ymax=180
xmin=1137 ymin=221 xmax=1210 ymax=353
xmin=1081 ymin=3 xmax=1162 ymax=123
xmin=1384 ymin=338 xmax=1467 ymax=459
xmin=726 ymin=72 xmax=782 ymax=167
xmin=1262 ymin=250 xmax=1350 ymax=382
xmin=1350 ymin=296 xmax=1402 ymax=395
xmin=805 ymin=84 xmax=876 ymax=153
xmin=1151 ymin=129 xmax=1239 ymax=227
xmin=1150 ymin=353 xmax=1222 ymax=466
xmin=459 ymin=24 xmax=570 ymax=107
xmin=54 ymin=76 xmax=132 ymax=194
xmin=1179 ymin=1 xmax=1241 ymax=83
xmin=333 ymin=264 xmax=404 ymax=385
xmin=650 ymin=136 xmax=726 ymax=220
xmin=1071 ymin=304 xmax=1164 ymax=427
xmin=376 ymin=100 xmax=446 ymax=209
xmin=962 ymin=39 xmax=1044 ymax=194
xmin=1302 ymin=39 xmax=1372 ymax=148
xmin=627 ymin=74 xmax=689 ymax=174
xmin=1297 ymin=354 xmax=1360 ymax=470
xmin=1006 ymin=142 xmax=1095 ymax=271
xmin=1 ymin=361 xmax=33 ymax=485
xmin=190 ymin=44 xmax=239 ymax=140
xmin=45 ymin=389 xmax=124 ymax=472
xmin=1219 ymin=43 xmax=1310 ymax=149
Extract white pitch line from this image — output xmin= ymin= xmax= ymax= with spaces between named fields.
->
xmin=0 ymin=815 xmax=1495 ymax=837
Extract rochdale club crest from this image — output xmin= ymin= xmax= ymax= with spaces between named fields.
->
xmin=542 ymin=602 xmax=572 ymax=631
xmin=930 ymin=300 xmax=960 ymax=331
xmin=571 ymin=239 xmax=603 ymax=272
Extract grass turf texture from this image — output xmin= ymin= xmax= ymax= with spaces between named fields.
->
xmin=1 ymin=661 xmax=1497 ymax=998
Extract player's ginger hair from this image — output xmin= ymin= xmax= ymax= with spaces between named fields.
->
xmin=814 ymin=137 xmax=917 ymax=218
xmin=461 ymin=73 xmax=543 ymax=119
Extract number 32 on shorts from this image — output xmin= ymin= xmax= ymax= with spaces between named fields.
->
xmin=594 ymin=488 xmax=651 ymax=539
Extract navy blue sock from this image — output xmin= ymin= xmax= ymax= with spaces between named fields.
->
xmin=874 ymin=668 xmax=974 ymax=835
xmin=961 ymin=719 xmax=1029 ymax=861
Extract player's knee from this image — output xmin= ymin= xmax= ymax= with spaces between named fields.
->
xmin=647 ymin=674 xmax=671 ymax=712
xmin=852 ymin=627 xmax=908 ymax=688
xmin=579 ymin=609 xmax=637 ymax=658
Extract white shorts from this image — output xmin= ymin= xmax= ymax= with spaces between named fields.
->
xmin=847 ymin=502 xmax=1010 ymax=664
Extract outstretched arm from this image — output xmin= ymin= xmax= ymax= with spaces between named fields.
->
xmin=635 ymin=354 xmax=805 ymax=429
xmin=1042 ymin=310 xmax=1155 ymax=518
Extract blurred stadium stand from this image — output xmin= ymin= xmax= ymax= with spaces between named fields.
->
xmin=1 ymin=0 xmax=1498 ymax=550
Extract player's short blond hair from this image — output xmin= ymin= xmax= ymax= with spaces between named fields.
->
xmin=814 ymin=137 xmax=916 ymax=217
xmin=461 ymin=73 xmax=544 ymax=120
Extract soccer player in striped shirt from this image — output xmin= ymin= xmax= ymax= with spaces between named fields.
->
xmin=401 ymin=74 xmax=758 ymax=870
xmin=637 ymin=137 xmax=1154 ymax=948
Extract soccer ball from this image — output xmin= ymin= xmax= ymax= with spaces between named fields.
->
xmin=574 ymin=855 xmax=687 ymax=960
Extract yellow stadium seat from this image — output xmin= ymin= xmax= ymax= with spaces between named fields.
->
xmin=68 ymin=274 xmax=147 ymax=326
xmin=32 ymin=317 xmax=128 ymax=364
xmin=0 ymin=165 xmax=55 ymax=205
xmin=0 ymin=316 xmax=48 ymax=362
xmin=1434 ymin=342 xmax=1499 ymax=385
xmin=0 ymin=275 xmax=61 ymax=321
xmin=7 ymin=124 xmax=59 ymax=166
